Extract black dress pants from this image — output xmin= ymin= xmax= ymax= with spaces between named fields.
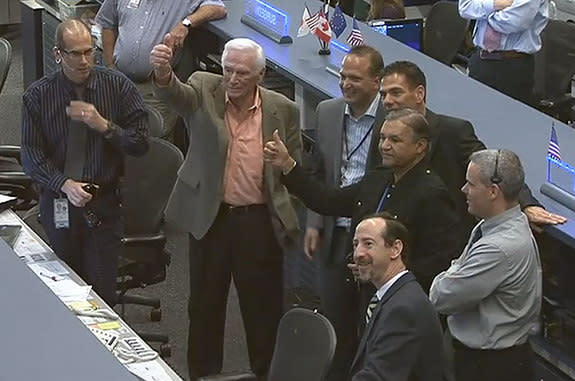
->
xmin=468 ymin=50 xmax=535 ymax=106
xmin=188 ymin=204 xmax=283 ymax=381
xmin=453 ymin=339 xmax=535 ymax=381
xmin=40 ymin=188 xmax=122 ymax=305
xmin=318 ymin=227 xmax=359 ymax=381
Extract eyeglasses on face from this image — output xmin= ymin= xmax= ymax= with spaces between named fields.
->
xmin=59 ymin=47 xmax=95 ymax=60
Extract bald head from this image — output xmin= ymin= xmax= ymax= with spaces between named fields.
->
xmin=55 ymin=19 xmax=91 ymax=50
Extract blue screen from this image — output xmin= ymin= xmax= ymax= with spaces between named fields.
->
xmin=371 ymin=21 xmax=423 ymax=51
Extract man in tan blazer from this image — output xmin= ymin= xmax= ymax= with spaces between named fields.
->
xmin=151 ymin=37 xmax=302 ymax=380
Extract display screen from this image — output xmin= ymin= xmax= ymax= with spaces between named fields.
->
xmin=370 ymin=19 xmax=423 ymax=51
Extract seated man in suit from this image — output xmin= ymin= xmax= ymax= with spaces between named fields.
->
xmin=264 ymin=108 xmax=460 ymax=292
xmin=348 ymin=212 xmax=444 ymax=381
xmin=380 ymin=60 xmax=566 ymax=240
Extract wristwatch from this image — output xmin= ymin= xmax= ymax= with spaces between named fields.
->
xmin=181 ymin=18 xmax=192 ymax=28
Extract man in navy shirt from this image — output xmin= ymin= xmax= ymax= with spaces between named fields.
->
xmin=21 ymin=19 xmax=148 ymax=304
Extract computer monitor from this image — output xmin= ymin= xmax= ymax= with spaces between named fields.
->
xmin=369 ymin=18 xmax=424 ymax=51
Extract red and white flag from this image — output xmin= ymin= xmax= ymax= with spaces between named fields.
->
xmin=313 ymin=9 xmax=332 ymax=43
xmin=297 ymin=6 xmax=313 ymax=37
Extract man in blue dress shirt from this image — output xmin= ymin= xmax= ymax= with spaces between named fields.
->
xmin=459 ymin=0 xmax=549 ymax=104
xmin=430 ymin=149 xmax=542 ymax=381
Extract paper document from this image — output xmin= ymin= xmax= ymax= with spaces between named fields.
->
xmin=126 ymin=361 xmax=172 ymax=381
xmin=28 ymin=260 xmax=70 ymax=276
xmin=42 ymin=278 xmax=91 ymax=302
xmin=13 ymin=229 xmax=50 ymax=257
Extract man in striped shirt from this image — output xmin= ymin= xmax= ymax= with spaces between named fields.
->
xmin=21 ymin=19 xmax=148 ymax=305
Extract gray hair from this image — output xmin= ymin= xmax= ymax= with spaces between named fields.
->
xmin=384 ymin=108 xmax=430 ymax=143
xmin=470 ymin=149 xmax=525 ymax=201
xmin=221 ymin=38 xmax=266 ymax=71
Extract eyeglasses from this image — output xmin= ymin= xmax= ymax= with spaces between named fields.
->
xmin=59 ymin=47 xmax=95 ymax=60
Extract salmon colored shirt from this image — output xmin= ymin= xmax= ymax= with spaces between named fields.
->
xmin=223 ymin=89 xmax=267 ymax=206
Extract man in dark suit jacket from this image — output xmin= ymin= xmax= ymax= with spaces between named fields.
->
xmin=380 ymin=60 xmax=566 ymax=239
xmin=349 ymin=213 xmax=444 ymax=381
xmin=265 ymin=108 xmax=460 ymax=292
xmin=151 ymin=37 xmax=302 ymax=380
xmin=305 ymin=45 xmax=386 ymax=381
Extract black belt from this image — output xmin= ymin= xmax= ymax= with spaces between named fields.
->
xmin=219 ymin=203 xmax=267 ymax=215
xmin=452 ymin=338 xmax=530 ymax=353
xmin=479 ymin=49 xmax=531 ymax=60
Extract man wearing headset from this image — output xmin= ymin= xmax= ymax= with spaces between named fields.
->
xmin=21 ymin=19 xmax=148 ymax=305
xmin=430 ymin=149 xmax=542 ymax=381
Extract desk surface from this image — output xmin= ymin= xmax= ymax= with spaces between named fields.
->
xmin=0 ymin=240 xmax=137 ymax=381
xmin=211 ymin=0 xmax=575 ymax=247
xmin=0 ymin=210 xmax=179 ymax=381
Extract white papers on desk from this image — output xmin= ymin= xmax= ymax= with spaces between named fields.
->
xmin=39 ymin=278 xmax=92 ymax=302
xmin=0 ymin=212 xmax=50 ymax=260
xmin=0 ymin=194 xmax=16 ymax=207
xmin=28 ymin=260 xmax=70 ymax=276
xmin=13 ymin=228 xmax=50 ymax=258
xmin=126 ymin=361 xmax=172 ymax=381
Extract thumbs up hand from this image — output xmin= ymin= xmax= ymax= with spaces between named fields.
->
xmin=264 ymin=130 xmax=295 ymax=173
xmin=163 ymin=33 xmax=175 ymax=50
xmin=149 ymin=33 xmax=175 ymax=86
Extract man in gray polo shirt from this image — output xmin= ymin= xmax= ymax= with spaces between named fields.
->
xmin=430 ymin=149 xmax=542 ymax=381
xmin=95 ymin=0 xmax=226 ymax=140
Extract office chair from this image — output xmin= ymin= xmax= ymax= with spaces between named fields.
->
xmin=116 ymin=137 xmax=184 ymax=356
xmin=0 ymin=37 xmax=11 ymax=94
xmin=145 ymin=104 xmax=165 ymax=138
xmin=0 ymin=37 xmax=39 ymax=209
xmin=0 ymin=145 xmax=36 ymax=211
xmin=423 ymin=1 xmax=469 ymax=66
xmin=533 ymin=20 xmax=575 ymax=124
xmin=199 ymin=308 xmax=337 ymax=381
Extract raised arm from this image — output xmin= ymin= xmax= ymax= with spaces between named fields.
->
xmin=264 ymin=131 xmax=359 ymax=217
xmin=151 ymin=34 xmax=202 ymax=118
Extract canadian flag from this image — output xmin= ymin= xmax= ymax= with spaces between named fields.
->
xmin=313 ymin=9 xmax=332 ymax=43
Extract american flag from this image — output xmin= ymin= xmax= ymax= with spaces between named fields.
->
xmin=305 ymin=9 xmax=321 ymax=34
xmin=547 ymin=124 xmax=561 ymax=161
xmin=346 ymin=18 xmax=364 ymax=47
xmin=297 ymin=6 xmax=313 ymax=37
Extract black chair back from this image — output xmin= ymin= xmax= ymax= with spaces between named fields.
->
xmin=145 ymin=105 xmax=166 ymax=138
xmin=268 ymin=308 xmax=337 ymax=381
xmin=534 ymin=20 xmax=575 ymax=99
xmin=122 ymin=137 xmax=183 ymax=235
xmin=423 ymin=1 xmax=468 ymax=65
xmin=0 ymin=37 xmax=11 ymax=95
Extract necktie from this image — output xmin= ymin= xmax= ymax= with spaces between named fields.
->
xmin=63 ymin=87 xmax=89 ymax=181
xmin=469 ymin=224 xmax=483 ymax=247
xmin=483 ymin=24 xmax=501 ymax=52
xmin=365 ymin=294 xmax=379 ymax=325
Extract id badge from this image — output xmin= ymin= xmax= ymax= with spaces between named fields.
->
xmin=127 ymin=0 xmax=141 ymax=9
xmin=54 ymin=198 xmax=70 ymax=229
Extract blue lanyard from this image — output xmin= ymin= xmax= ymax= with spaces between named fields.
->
xmin=375 ymin=184 xmax=391 ymax=213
